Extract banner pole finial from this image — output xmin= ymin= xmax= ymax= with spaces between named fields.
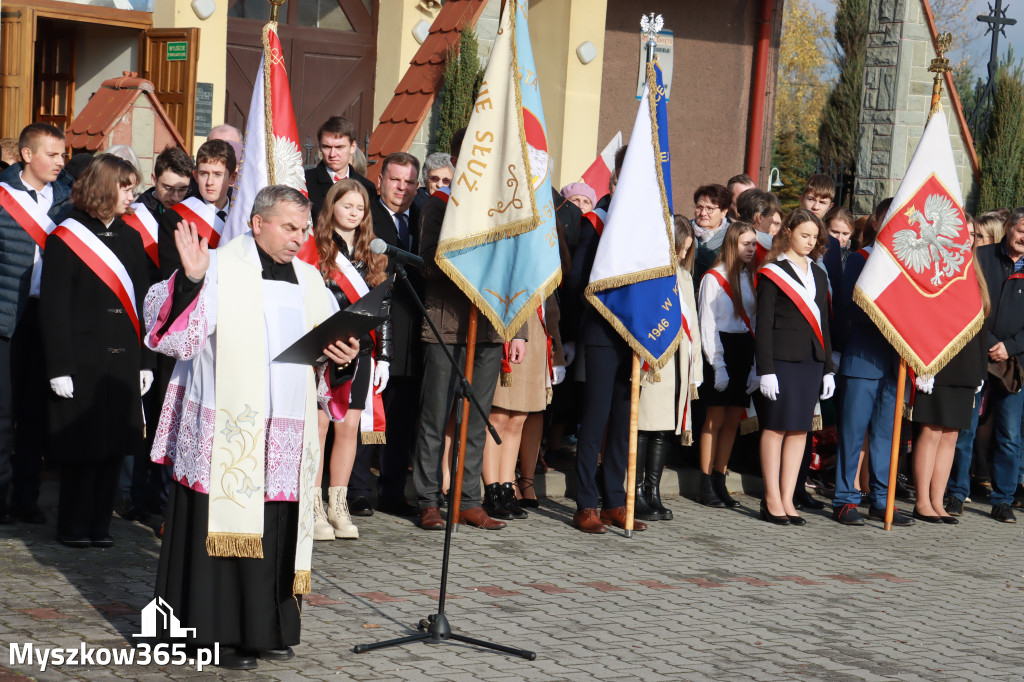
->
xmin=268 ymin=0 xmax=285 ymax=24
xmin=928 ymin=32 xmax=952 ymax=120
xmin=640 ymin=12 xmax=663 ymax=66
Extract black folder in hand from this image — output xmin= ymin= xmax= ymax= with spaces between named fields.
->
xmin=273 ymin=276 xmax=392 ymax=365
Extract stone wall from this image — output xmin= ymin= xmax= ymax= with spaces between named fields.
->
xmin=855 ymin=0 xmax=977 ymax=215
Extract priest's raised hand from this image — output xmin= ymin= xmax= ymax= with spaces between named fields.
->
xmin=173 ymin=219 xmax=210 ymax=281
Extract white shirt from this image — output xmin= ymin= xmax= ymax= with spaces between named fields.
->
xmin=698 ymin=263 xmax=756 ymax=373
xmin=21 ymin=171 xmax=54 ymax=298
xmin=330 ymin=167 xmax=350 ymax=183
xmin=778 ymin=253 xmax=817 ymax=294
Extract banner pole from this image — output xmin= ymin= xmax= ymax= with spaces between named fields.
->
xmin=450 ymin=306 xmax=479 ymax=527
xmin=625 ymin=355 xmax=641 ymax=538
xmin=884 ymin=359 xmax=908 ymax=530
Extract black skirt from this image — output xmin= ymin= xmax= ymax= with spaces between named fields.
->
xmin=349 ymin=354 xmax=373 ymax=411
xmin=700 ymin=332 xmax=755 ymax=407
xmin=912 ymin=385 xmax=975 ymax=430
xmin=156 ymin=484 xmax=302 ymax=650
xmin=758 ymin=358 xmax=822 ymax=432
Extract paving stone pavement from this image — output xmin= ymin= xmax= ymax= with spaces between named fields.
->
xmin=2 ymin=486 xmax=1024 ymax=681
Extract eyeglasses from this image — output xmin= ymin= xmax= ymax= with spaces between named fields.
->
xmin=428 ymin=175 xmax=451 ymax=186
xmin=158 ymin=183 xmax=190 ymax=196
xmin=694 ymin=203 xmax=721 ymax=215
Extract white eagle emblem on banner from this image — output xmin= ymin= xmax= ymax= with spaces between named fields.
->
xmin=892 ymin=194 xmax=969 ymax=286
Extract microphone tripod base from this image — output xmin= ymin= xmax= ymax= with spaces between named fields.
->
xmin=353 ymin=613 xmax=536 ymax=660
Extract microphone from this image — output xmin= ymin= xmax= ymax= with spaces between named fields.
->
xmin=370 ymin=238 xmax=424 ymax=268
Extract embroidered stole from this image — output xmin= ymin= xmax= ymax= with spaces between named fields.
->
xmin=123 ymin=202 xmax=160 ymax=265
xmin=51 ymin=219 xmax=140 ymax=340
xmin=0 ymin=182 xmax=57 ymax=248
xmin=207 ymin=236 xmax=330 ymax=595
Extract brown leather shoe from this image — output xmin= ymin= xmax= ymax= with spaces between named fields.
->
xmin=419 ymin=506 xmax=445 ymax=530
xmin=573 ymin=508 xmax=607 ymax=534
xmin=600 ymin=506 xmax=647 ymax=531
xmin=458 ymin=506 xmax=507 ymax=529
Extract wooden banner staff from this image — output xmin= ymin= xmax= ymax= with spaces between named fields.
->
xmin=624 ymin=355 xmax=642 ymax=537
xmin=449 ymin=306 xmax=479 ymax=527
xmin=882 ymin=32 xmax=952 ymax=531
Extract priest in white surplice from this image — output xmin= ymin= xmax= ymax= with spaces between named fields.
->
xmin=144 ymin=185 xmax=360 ymax=671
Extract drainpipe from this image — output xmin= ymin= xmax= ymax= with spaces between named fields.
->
xmin=745 ymin=0 xmax=774 ymax=184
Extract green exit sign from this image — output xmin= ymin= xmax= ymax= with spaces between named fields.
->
xmin=166 ymin=42 xmax=188 ymax=61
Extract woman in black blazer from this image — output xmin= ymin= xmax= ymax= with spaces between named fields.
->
xmin=755 ymin=209 xmax=836 ymax=525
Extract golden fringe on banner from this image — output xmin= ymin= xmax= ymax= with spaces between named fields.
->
xmin=206 ymin=533 xmax=264 ymax=559
xmin=261 ymin=23 xmax=276 ymax=185
xmin=853 ymin=287 xmax=984 ymax=376
xmin=292 ymin=570 xmax=311 ymax=595
xmin=359 ymin=432 xmax=386 ymax=445
xmin=739 ymin=415 xmax=759 ymax=435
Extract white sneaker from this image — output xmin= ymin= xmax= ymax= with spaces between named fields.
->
xmin=312 ymin=494 xmax=334 ymax=541
xmin=327 ymin=486 xmax=359 ymax=539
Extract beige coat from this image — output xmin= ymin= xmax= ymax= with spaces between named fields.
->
xmin=637 ymin=268 xmax=703 ymax=443
xmin=491 ymin=294 xmax=564 ymax=413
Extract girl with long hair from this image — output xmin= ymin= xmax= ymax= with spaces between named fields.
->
xmin=696 ymin=221 xmax=759 ymax=508
xmin=756 ymin=209 xmax=836 ymax=525
xmin=310 ymin=179 xmax=392 ymax=540
xmin=911 ymin=216 xmax=991 ymax=524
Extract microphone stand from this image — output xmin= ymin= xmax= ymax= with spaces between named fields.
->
xmin=352 ymin=261 xmax=536 ymax=661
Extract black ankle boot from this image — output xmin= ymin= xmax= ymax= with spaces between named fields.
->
xmin=500 ymin=482 xmax=528 ymax=519
xmin=644 ymin=431 xmax=674 ymax=520
xmin=634 ymin=431 xmax=660 ymax=521
xmin=710 ymin=470 xmax=739 ymax=508
xmin=483 ymin=483 xmax=512 ymax=520
xmin=697 ymin=472 xmax=724 ymax=507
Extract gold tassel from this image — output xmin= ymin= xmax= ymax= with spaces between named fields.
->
xmin=545 ymin=386 xmax=553 ymax=405
xmin=359 ymin=431 xmax=386 ymax=445
xmin=680 ymin=431 xmax=693 ymax=447
xmin=811 ymin=414 xmax=823 ymax=431
xmin=206 ymin=533 xmax=264 ymax=559
xmin=690 ymin=384 xmax=700 ymax=401
xmin=501 ymin=371 xmax=513 ymax=387
xmin=293 ymin=570 xmax=311 ymax=595
xmin=904 ymin=403 xmax=914 ymax=421
xmin=739 ymin=416 xmax=759 ymax=435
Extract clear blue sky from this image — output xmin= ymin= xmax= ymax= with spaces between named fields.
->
xmin=806 ymin=0 xmax=1023 ymax=76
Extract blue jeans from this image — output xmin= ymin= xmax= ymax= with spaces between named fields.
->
xmin=987 ymin=383 xmax=1024 ymax=506
xmin=948 ymin=393 xmax=983 ymax=502
xmin=833 ymin=374 xmax=898 ymax=509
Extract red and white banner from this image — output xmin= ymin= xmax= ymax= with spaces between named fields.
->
xmin=0 ymin=182 xmax=57 ymax=248
xmin=296 ymin=238 xmax=386 ymax=443
xmin=123 ymin=202 xmax=159 ymax=265
xmin=52 ymin=218 xmax=140 ymax=340
xmin=581 ymin=132 xmax=622 ymax=202
xmin=853 ymin=109 xmax=982 ymax=374
xmin=224 ymin=21 xmax=306 ymax=245
xmin=173 ymin=197 xmax=225 ymax=248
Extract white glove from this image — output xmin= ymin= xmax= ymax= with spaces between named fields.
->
xmin=820 ymin=372 xmax=836 ymax=400
xmin=140 ymin=370 xmax=154 ymax=396
xmin=563 ymin=342 xmax=576 ymax=367
xmin=50 ymin=376 xmax=74 ymax=399
xmin=713 ymin=366 xmax=730 ymax=392
xmin=373 ymin=360 xmax=390 ymax=395
xmin=552 ymin=365 xmax=566 ymax=385
xmin=831 ymin=351 xmax=842 ymax=369
xmin=745 ymin=366 xmax=759 ymax=394
xmin=759 ymin=373 xmax=779 ymax=401
xmin=915 ymin=374 xmax=935 ymax=395
xmin=976 ymin=381 xmax=984 ymax=394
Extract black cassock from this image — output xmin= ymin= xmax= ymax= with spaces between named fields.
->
xmin=39 ymin=208 xmax=153 ymax=540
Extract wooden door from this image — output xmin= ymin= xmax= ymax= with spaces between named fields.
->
xmin=142 ymin=28 xmax=200 ymax=152
xmin=33 ymin=20 xmax=76 ymax=132
xmin=0 ymin=5 xmax=33 ymax=138
xmin=226 ymin=0 xmax=377 ymax=156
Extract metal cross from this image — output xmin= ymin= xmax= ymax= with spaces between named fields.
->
xmin=969 ymin=0 xmax=1017 ymax=130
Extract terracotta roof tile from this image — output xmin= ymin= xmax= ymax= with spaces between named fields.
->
xmin=365 ymin=0 xmax=488 ymax=182
xmin=67 ymin=72 xmax=187 ymax=152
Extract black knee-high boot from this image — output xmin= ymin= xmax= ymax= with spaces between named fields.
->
xmin=645 ymin=431 xmax=674 ymax=520
xmin=634 ymin=431 xmax=659 ymax=521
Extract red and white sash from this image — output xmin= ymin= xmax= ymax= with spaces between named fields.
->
xmin=583 ymin=208 xmax=607 ymax=236
xmin=760 ymin=261 xmax=824 ymax=350
xmin=172 ymin=196 xmax=225 ymax=248
xmin=123 ymin=202 xmax=159 ymax=266
xmin=0 ymin=182 xmax=57 ymax=249
xmin=52 ymin=218 xmax=140 ymax=340
xmin=704 ymin=268 xmax=753 ymax=336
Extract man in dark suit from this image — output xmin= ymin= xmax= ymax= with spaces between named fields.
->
xmin=346 ymin=152 xmax=422 ymax=516
xmin=305 ymin=116 xmax=375 ymax=225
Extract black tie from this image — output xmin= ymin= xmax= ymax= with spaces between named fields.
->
xmin=395 ymin=213 xmax=410 ymax=251
xmin=216 ymin=210 xmax=227 ymax=223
